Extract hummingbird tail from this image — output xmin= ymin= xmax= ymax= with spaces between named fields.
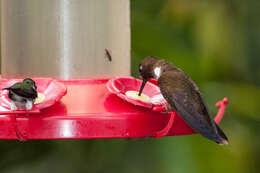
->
xmin=214 ymin=122 xmax=229 ymax=145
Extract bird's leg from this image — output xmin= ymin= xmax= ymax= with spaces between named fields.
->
xmin=165 ymin=105 xmax=171 ymax=113
xmin=25 ymin=100 xmax=33 ymax=110
xmin=160 ymin=104 xmax=172 ymax=114
xmin=10 ymin=101 xmax=17 ymax=111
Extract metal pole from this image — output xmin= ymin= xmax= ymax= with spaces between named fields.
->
xmin=1 ymin=0 xmax=130 ymax=79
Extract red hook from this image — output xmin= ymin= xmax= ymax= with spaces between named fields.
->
xmin=214 ymin=97 xmax=229 ymax=124
xmin=12 ymin=115 xmax=28 ymax=141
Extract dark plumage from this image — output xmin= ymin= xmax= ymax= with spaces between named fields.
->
xmin=138 ymin=56 xmax=228 ymax=145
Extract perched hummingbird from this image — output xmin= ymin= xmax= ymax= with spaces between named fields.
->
xmin=3 ymin=78 xmax=38 ymax=110
xmin=138 ymin=56 xmax=228 ymax=145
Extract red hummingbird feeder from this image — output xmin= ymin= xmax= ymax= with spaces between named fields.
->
xmin=0 ymin=1 xmax=228 ymax=141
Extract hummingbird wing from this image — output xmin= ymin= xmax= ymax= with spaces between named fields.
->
xmin=172 ymin=90 xmax=226 ymax=143
xmin=5 ymin=83 xmax=37 ymax=99
xmin=158 ymin=70 xmax=228 ymax=144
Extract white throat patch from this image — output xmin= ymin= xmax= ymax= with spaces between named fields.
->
xmin=154 ymin=67 xmax=161 ymax=80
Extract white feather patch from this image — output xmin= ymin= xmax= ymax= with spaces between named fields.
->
xmin=154 ymin=67 xmax=161 ymax=80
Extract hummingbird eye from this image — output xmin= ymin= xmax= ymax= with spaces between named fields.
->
xmin=138 ymin=64 xmax=143 ymax=73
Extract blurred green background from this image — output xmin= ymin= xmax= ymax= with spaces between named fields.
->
xmin=1 ymin=0 xmax=260 ymax=173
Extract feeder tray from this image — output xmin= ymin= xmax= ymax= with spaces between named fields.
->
xmin=0 ymin=77 xmax=228 ymax=140
xmin=0 ymin=78 xmax=67 ymax=114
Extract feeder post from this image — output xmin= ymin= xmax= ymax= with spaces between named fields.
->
xmin=1 ymin=0 xmax=130 ymax=79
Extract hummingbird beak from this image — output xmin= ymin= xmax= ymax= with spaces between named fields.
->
xmin=138 ymin=79 xmax=148 ymax=96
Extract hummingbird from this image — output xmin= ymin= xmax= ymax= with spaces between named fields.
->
xmin=138 ymin=56 xmax=228 ymax=145
xmin=3 ymin=78 xmax=38 ymax=110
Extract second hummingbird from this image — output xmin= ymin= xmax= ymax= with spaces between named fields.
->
xmin=3 ymin=78 xmax=38 ymax=110
xmin=138 ymin=56 xmax=228 ymax=145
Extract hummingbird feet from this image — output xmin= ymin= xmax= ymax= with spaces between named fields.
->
xmin=160 ymin=105 xmax=172 ymax=114
xmin=10 ymin=101 xmax=33 ymax=111
xmin=25 ymin=101 xmax=33 ymax=110
xmin=10 ymin=102 xmax=17 ymax=111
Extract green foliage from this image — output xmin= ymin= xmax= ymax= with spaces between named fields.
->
xmin=131 ymin=0 xmax=260 ymax=172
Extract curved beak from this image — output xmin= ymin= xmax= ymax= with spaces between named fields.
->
xmin=138 ymin=78 xmax=148 ymax=96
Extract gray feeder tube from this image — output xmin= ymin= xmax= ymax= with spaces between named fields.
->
xmin=1 ymin=0 xmax=130 ymax=79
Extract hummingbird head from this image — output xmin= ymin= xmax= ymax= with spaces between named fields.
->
xmin=138 ymin=56 xmax=158 ymax=96
xmin=139 ymin=56 xmax=158 ymax=80
xmin=23 ymin=78 xmax=37 ymax=90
